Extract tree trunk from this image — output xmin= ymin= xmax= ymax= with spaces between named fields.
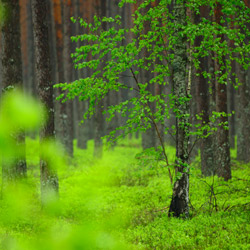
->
xmin=236 ymin=5 xmax=250 ymax=163
xmin=228 ymin=62 xmax=236 ymax=149
xmin=237 ymin=65 xmax=250 ymax=162
xmin=214 ymin=3 xmax=231 ymax=181
xmin=169 ymin=1 xmax=190 ymax=218
xmin=63 ymin=0 xmax=74 ymax=157
xmin=52 ymin=0 xmax=73 ymax=156
xmin=93 ymin=0 xmax=106 ymax=158
xmin=31 ymin=0 xmax=59 ymax=202
xmin=1 ymin=0 xmax=27 ymax=180
xmin=195 ymin=6 xmax=215 ymax=176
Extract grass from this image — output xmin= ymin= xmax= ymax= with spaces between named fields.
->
xmin=0 ymin=136 xmax=250 ymax=249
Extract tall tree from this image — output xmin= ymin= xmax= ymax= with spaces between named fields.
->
xmin=20 ymin=0 xmax=29 ymax=91
xmin=195 ymin=6 xmax=215 ymax=176
xmin=93 ymin=0 xmax=106 ymax=158
xmin=168 ymin=0 xmax=190 ymax=217
xmin=58 ymin=0 xmax=249 ymax=218
xmin=31 ymin=0 xmax=59 ymax=202
xmin=214 ymin=2 xmax=231 ymax=181
xmin=236 ymin=0 xmax=250 ymax=163
xmin=52 ymin=0 xmax=73 ymax=156
xmin=1 ymin=0 xmax=27 ymax=180
xmin=75 ymin=0 xmax=94 ymax=150
xmin=63 ymin=0 xmax=74 ymax=156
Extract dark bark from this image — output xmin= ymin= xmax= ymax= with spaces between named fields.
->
xmin=27 ymin=1 xmax=37 ymax=96
xmin=1 ymin=0 xmax=27 ymax=179
xmin=20 ymin=0 xmax=36 ymax=96
xmin=31 ymin=0 xmax=59 ymax=202
xmin=215 ymin=65 xmax=231 ymax=180
xmin=237 ymin=65 xmax=250 ymax=162
xmin=63 ymin=0 xmax=74 ymax=157
xmin=195 ymin=7 xmax=215 ymax=176
xmin=236 ymin=8 xmax=250 ymax=163
xmin=228 ymin=63 xmax=236 ymax=149
xmin=169 ymin=1 xmax=190 ymax=218
xmin=214 ymin=3 xmax=231 ymax=181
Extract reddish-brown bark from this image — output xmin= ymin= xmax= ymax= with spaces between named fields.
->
xmin=214 ymin=2 xmax=231 ymax=181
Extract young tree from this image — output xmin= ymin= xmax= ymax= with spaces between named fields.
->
xmin=1 ymin=0 xmax=27 ymax=180
xmin=31 ymin=0 xmax=59 ymax=202
xmin=58 ymin=0 xmax=250 ymax=217
xmin=168 ymin=0 xmax=190 ymax=217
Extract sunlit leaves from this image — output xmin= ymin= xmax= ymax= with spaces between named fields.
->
xmin=0 ymin=90 xmax=45 ymax=131
xmin=57 ymin=0 xmax=249 ymax=149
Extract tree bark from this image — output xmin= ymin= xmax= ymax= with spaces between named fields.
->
xmin=52 ymin=0 xmax=73 ymax=156
xmin=31 ymin=0 xmax=59 ymax=202
xmin=63 ymin=0 xmax=74 ymax=157
xmin=214 ymin=3 xmax=231 ymax=181
xmin=1 ymin=0 xmax=27 ymax=180
xmin=195 ymin=6 xmax=215 ymax=176
xmin=236 ymin=3 xmax=250 ymax=163
xmin=237 ymin=65 xmax=250 ymax=162
xmin=169 ymin=1 xmax=190 ymax=218
xmin=92 ymin=0 xmax=106 ymax=158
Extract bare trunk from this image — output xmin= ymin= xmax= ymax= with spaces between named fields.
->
xmin=169 ymin=1 xmax=190 ymax=218
xmin=63 ymin=0 xmax=74 ymax=157
xmin=31 ymin=0 xmax=59 ymax=202
xmin=237 ymin=65 xmax=250 ymax=162
xmin=236 ymin=13 xmax=250 ymax=163
xmin=1 ymin=0 xmax=27 ymax=180
xmin=214 ymin=3 xmax=231 ymax=181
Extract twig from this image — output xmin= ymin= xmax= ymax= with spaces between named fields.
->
xmin=130 ymin=67 xmax=173 ymax=185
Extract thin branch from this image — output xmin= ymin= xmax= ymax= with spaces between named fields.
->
xmin=114 ymin=82 xmax=140 ymax=92
xmin=130 ymin=67 xmax=173 ymax=184
xmin=187 ymin=136 xmax=200 ymax=159
xmin=167 ymin=129 xmax=176 ymax=143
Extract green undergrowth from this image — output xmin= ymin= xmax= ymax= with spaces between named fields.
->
xmin=1 ymin=135 xmax=250 ymax=249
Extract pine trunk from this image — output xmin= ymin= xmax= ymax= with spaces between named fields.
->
xmin=63 ymin=0 xmax=74 ymax=157
xmin=31 ymin=0 xmax=59 ymax=202
xmin=1 ymin=0 xmax=27 ymax=180
xmin=168 ymin=1 xmax=190 ymax=218
xmin=214 ymin=3 xmax=231 ymax=181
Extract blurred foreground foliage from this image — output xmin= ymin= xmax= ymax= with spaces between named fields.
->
xmin=0 ymin=91 xmax=130 ymax=250
xmin=0 ymin=92 xmax=249 ymax=249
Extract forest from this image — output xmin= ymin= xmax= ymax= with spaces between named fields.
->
xmin=0 ymin=0 xmax=249 ymax=249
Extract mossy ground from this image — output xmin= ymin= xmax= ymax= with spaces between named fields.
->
xmin=0 ymin=136 xmax=249 ymax=249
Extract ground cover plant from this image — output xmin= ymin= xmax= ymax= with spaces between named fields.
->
xmin=57 ymin=0 xmax=250 ymax=218
xmin=0 ymin=0 xmax=250 ymax=249
xmin=0 ymin=91 xmax=250 ymax=249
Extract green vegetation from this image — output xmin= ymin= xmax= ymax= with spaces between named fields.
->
xmin=0 ymin=92 xmax=249 ymax=249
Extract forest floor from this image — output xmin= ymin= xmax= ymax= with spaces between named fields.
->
xmin=0 ymin=137 xmax=249 ymax=249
